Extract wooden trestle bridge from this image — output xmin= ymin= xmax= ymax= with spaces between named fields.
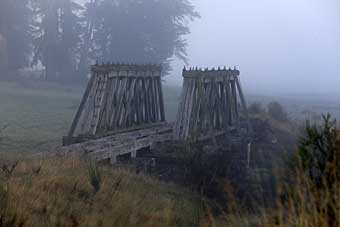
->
xmin=56 ymin=63 xmax=250 ymax=164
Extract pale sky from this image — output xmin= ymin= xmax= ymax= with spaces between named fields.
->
xmin=168 ymin=0 xmax=340 ymax=96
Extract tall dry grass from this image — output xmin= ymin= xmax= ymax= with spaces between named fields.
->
xmin=2 ymin=115 xmax=340 ymax=226
xmin=2 ymin=156 xmax=338 ymax=227
xmin=207 ymin=165 xmax=340 ymax=227
xmin=208 ymin=115 xmax=340 ymax=227
xmin=252 ymin=163 xmax=338 ymax=227
xmin=0 ymin=155 xmax=203 ymax=227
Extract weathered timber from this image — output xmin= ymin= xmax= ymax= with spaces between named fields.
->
xmin=54 ymin=123 xmax=173 ymax=164
xmin=174 ymin=67 xmax=250 ymax=141
xmin=60 ymin=63 xmax=252 ymax=166
xmin=67 ymin=63 xmax=165 ymax=141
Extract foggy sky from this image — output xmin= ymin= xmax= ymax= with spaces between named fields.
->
xmin=169 ymin=0 xmax=340 ymax=96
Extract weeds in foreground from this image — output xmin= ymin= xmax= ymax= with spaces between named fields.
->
xmin=1 ymin=115 xmax=339 ymax=226
xmin=87 ymin=160 xmax=101 ymax=193
xmin=0 ymin=163 xmax=24 ymax=227
xmin=203 ymin=115 xmax=340 ymax=227
xmin=0 ymin=156 xmax=202 ymax=227
xmin=1 ymin=161 xmax=18 ymax=179
xmin=269 ymin=114 xmax=340 ymax=227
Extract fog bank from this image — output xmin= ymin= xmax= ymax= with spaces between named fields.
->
xmin=169 ymin=0 xmax=340 ymax=97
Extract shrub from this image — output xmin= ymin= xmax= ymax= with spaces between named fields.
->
xmin=175 ymin=141 xmax=250 ymax=209
xmin=295 ymin=114 xmax=340 ymax=188
xmin=275 ymin=114 xmax=340 ymax=226
xmin=267 ymin=102 xmax=287 ymax=122
xmin=248 ymin=102 xmax=265 ymax=115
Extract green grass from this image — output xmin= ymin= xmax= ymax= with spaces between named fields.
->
xmin=0 ymin=81 xmax=181 ymax=157
xmin=0 ymin=81 xmax=82 ymax=156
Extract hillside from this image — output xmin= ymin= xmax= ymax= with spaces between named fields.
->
xmin=0 ymin=156 xmax=203 ymax=227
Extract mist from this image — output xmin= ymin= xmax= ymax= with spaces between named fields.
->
xmin=170 ymin=0 xmax=340 ymax=97
xmin=2 ymin=1 xmax=340 ymax=225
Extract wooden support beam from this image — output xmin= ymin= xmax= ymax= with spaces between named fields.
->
xmin=157 ymin=78 xmax=166 ymax=122
xmin=80 ymin=74 xmax=101 ymax=134
xmin=67 ymin=63 xmax=165 ymax=139
xmin=68 ymin=71 xmax=96 ymax=138
xmin=90 ymin=73 xmax=109 ymax=135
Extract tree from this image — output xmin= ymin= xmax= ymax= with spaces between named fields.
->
xmin=286 ymin=114 xmax=340 ymax=226
xmin=80 ymin=0 xmax=199 ymax=75
xmin=77 ymin=0 xmax=98 ymax=78
xmin=248 ymin=102 xmax=265 ymax=115
xmin=31 ymin=0 xmax=83 ymax=82
xmin=296 ymin=114 xmax=340 ymax=187
xmin=0 ymin=0 xmax=32 ymax=76
xmin=267 ymin=101 xmax=287 ymax=122
xmin=1 ymin=0 xmax=198 ymax=82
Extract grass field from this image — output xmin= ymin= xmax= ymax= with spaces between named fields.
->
xmin=0 ymin=78 xmax=337 ymax=157
xmin=0 ymin=81 xmax=81 ymax=156
xmin=0 ymin=80 xmax=181 ymax=157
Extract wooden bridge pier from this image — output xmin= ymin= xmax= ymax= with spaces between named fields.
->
xmin=57 ymin=64 xmax=251 ymax=164
xmin=174 ymin=67 xmax=250 ymax=141
xmin=61 ymin=63 xmax=171 ymax=163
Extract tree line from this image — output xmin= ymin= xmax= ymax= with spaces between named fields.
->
xmin=0 ymin=0 xmax=199 ymax=83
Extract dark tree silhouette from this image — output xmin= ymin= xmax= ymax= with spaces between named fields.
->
xmin=80 ymin=0 xmax=199 ymax=75
xmin=1 ymin=0 xmax=198 ymax=83
xmin=0 ymin=0 xmax=32 ymax=76
xmin=31 ymin=0 xmax=83 ymax=82
xmin=267 ymin=101 xmax=287 ymax=122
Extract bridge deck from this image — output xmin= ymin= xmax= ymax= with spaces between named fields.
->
xmin=49 ymin=123 xmax=173 ymax=164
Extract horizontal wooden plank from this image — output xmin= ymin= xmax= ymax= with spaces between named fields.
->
xmin=91 ymin=64 xmax=162 ymax=75
xmin=46 ymin=124 xmax=174 ymax=161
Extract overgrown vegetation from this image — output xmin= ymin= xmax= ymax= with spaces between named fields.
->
xmin=267 ymin=101 xmax=288 ymax=122
xmin=174 ymin=142 xmax=248 ymax=206
xmin=275 ymin=114 xmax=340 ymax=226
xmin=248 ymin=102 xmax=266 ymax=115
xmin=87 ymin=160 xmax=102 ymax=193
xmin=296 ymin=114 xmax=340 ymax=187
xmin=0 ymin=81 xmax=338 ymax=226
xmin=0 ymin=156 xmax=203 ymax=226
xmin=249 ymin=101 xmax=288 ymax=122
xmin=0 ymin=114 xmax=339 ymax=226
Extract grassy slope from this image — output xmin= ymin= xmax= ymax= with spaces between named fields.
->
xmin=0 ymin=81 xmax=207 ymax=226
xmin=1 ymin=80 xmax=337 ymax=226
xmin=1 ymin=156 xmax=203 ymax=227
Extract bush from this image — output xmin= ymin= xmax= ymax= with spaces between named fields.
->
xmin=296 ymin=114 xmax=340 ymax=188
xmin=175 ymin=141 xmax=250 ymax=210
xmin=179 ymin=143 xmax=230 ymax=194
xmin=267 ymin=102 xmax=287 ymax=122
xmin=248 ymin=102 xmax=265 ymax=115
xmin=277 ymin=114 xmax=340 ymax=226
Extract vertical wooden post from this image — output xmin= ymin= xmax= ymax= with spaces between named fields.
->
xmin=158 ymin=78 xmax=166 ymax=122
xmin=67 ymin=70 xmax=96 ymax=138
